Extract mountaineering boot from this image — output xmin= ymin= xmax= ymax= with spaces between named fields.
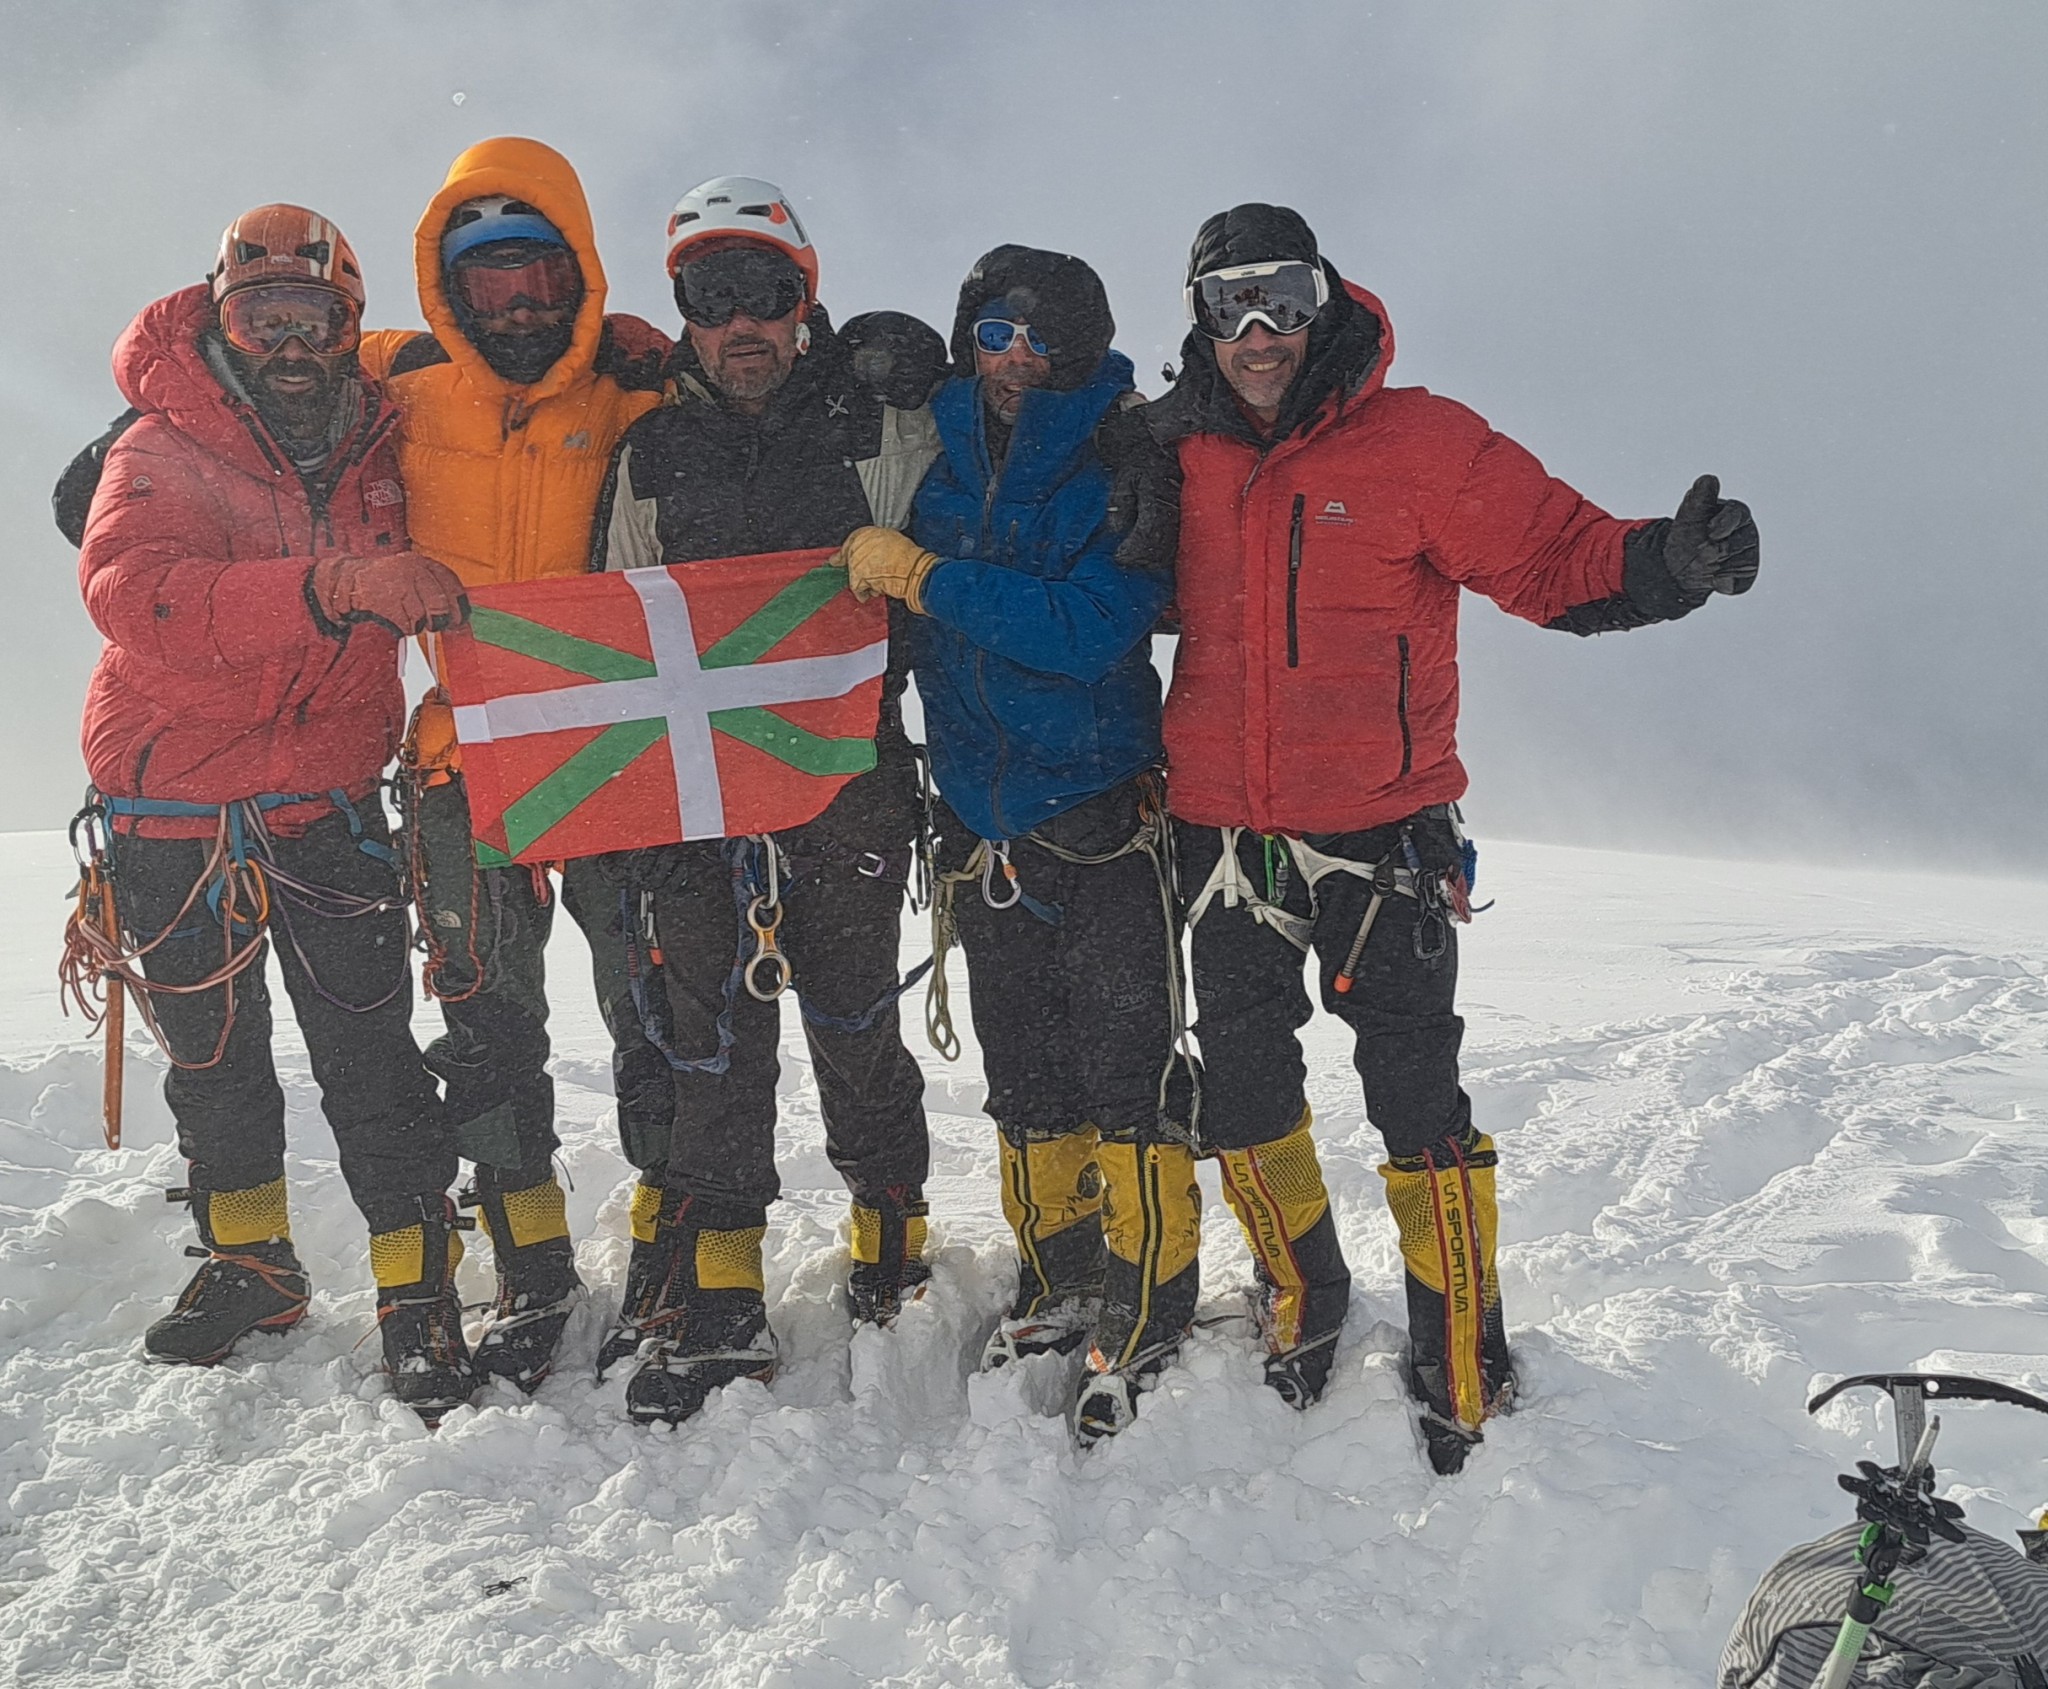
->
xmin=1380 ymin=1127 xmax=1515 ymax=1475
xmin=370 ymin=1196 xmax=478 ymax=1424
xmin=469 ymin=1169 xmax=583 ymax=1391
xmin=144 ymin=1178 xmax=309 ymax=1366
xmin=595 ymin=1179 xmax=687 ymax=1381
xmin=625 ymin=1216 xmax=778 ymax=1426
xmin=1073 ymin=1137 xmax=1202 ymax=1445
xmin=982 ymin=1126 xmax=1106 ymax=1369
xmin=846 ymin=1185 xmax=932 ymax=1327
xmin=1216 ymin=1109 xmax=1354 ymax=1409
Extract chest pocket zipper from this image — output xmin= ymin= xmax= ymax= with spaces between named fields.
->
xmin=1397 ymin=633 xmax=1413 ymax=776
xmin=1286 ymin=492 xmax=1305 ymax=668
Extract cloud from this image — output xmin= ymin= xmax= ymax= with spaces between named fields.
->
xmin=5 ymin=0 xmax=2045 ymax=866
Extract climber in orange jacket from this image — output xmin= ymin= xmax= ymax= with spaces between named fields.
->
xmin=359 ymin=137 xmax=673 ymax=1391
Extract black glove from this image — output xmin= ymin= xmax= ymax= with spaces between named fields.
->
xmin=1094 ymin=401 xmax=1182 ymax=575
xmin=839 ymin=311 xmax=950 ymax=409
xmin=1662 ymin=474 xmax=1758 ymax=598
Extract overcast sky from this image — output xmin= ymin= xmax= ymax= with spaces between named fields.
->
xmin=3 ymin=0 xmax=2042 ymax=870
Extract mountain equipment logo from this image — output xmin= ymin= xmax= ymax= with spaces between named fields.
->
xmin=439 ymin=549 xmax=885 ymax=865
xmin=1315 ymin=497 xmax=1354 ymax=526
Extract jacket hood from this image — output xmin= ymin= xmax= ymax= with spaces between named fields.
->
xmin=414 ymin=136 xmax=608 ymax=406
xmin=1153 ymin=268 xmax=1391 ymax=449
xmin=949 ymin=245 xmax=1114 ymax=393
xmin=112 ymin=283 xmax=375 ymax=475
xmin=932 ymin=348 xmax=1134 ymax=508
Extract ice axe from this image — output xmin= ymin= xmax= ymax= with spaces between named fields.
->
xmin=1804 ymin=1372 xmax=2048 ymax=1687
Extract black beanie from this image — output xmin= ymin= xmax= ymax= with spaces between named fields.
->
xmin=949 ymin=245 xmax=1114 ymax=392
xmin=1186 ymin=204 xmax=1320 ymax=283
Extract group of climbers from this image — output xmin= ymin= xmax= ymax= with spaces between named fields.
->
xmin=62 ymin=138 xmax=1757 ymax=1459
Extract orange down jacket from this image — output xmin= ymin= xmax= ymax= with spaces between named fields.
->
xmin=357 ymin=136 xmax=668 ymax=770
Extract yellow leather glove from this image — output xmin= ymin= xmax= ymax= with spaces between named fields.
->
xmin=836 ymin=526 xmax=941 ymax=615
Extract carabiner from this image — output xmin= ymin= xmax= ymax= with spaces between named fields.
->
xmin=979 ymin=841 xmax=1024 ymax=911
xmin=744 ymin=894 xmax=790 ymax=1001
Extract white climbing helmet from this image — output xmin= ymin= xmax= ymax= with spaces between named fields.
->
xmin=663 ymin=176 xmax=818 ymax=298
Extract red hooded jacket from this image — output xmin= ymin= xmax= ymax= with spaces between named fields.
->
xmin=79 ymin=285 xmax=411 ymax=838
xmin=1161 ymin=281 xmax=1647 ymax=836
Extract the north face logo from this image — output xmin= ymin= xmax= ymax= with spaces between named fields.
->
xmin=563 ymin=431 xmax=591 ymax=451
xmin=365 ymin=480 xmax=402 ymax=508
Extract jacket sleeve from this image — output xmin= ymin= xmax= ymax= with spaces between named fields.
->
xmin=79 ymin=424 xmax=332 ymax=672
xmin=592 ymin=438 xmax=664 ymax=572
xmin=1422 ymin=417 xmax=1643 ymax=627
xmin=917 ymin=530 xmax=1172 ymax=685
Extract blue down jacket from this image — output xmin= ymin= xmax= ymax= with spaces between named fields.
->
xmin=908 ymin=351 xmax=1169 ymax=842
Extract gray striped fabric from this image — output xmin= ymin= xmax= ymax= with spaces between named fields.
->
xmin=1719 ymin=1524 xmax=2048 ymax=1687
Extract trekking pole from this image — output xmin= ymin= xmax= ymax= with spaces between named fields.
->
xmin=98 ymin=864 xmax=125 ymax=1150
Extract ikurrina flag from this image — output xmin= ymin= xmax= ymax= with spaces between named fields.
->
xmin=439 ymin=549 xmax=886 ymax=865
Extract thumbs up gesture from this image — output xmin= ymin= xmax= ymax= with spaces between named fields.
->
xmin=1662 ymin=475 xmax=1759 ymax=598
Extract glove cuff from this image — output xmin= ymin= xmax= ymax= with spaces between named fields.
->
xmin=1621 ymin=519 xmax=1711 ymax=623
xmin=903 ymin=550 xmax=942 ymax=617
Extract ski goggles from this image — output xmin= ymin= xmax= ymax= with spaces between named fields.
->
xmin=450 ymin=246 xmax=583 ymax=316
xmin=676 ymin=246 xmax=807 ymax=327
xmin=1185 ymin=260 xmax=1329 ymax=341
xmin=217 ymin=283 xmax=362 ymax=356
xmin=971 ymin=319 xmax=1052 ymax=358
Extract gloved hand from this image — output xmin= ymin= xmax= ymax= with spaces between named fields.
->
xmin=835 ymin=526 xmax=941 ymax=614
xmin=1094 ymin=400 xmax=1181 ymax=575
xmin=1662 ymin=475 xmax=1759 ymax=598
xmin=310 ymin=551 xmax=470 ymax=638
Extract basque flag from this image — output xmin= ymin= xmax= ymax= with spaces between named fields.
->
xmin=439 ymin=550 xmax=886 ymax=865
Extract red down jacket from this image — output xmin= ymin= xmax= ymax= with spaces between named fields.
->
xmin=1160 ymin=280 xmax=1648 ymax=836
xmin=79 ymin=284 xmax=411 ymax=838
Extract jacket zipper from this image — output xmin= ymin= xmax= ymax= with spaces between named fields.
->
xmin=975 ymin=427 xmax=1012 ymax=836
xmin=1396 ymin=633 xmax=1413 ymax=776
xmin=1286 ymin=493 xmax=1306 ymax=669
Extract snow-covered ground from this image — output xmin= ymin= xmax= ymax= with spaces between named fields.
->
xmin=4 ymin=829 xmax=2047 ymax=1687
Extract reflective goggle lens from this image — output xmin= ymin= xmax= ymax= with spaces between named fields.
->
xmin=451 ymin=247 xmax=584 ymax=316
xmin=972 ymin=319 xmax=1051 ymax=357
xmin=1190 ymin=261 xmax=1326 ymax=341
xmin=677 ymin=247 xmax=806 ymax=327
xmin=218 ymin=284 xmax=362 ymax=356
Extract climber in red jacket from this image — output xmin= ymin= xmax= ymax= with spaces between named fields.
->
xmin=1147 ymin=202 xmax=1758 ymax=1472
xmin=78 ymin=204 xmax=474 ymax=1419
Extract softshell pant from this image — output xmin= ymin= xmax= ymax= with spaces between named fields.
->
xmin=644 ymin=840 xmax=930 ymax=1236
xmin=1175 ymin=810 xmax=1511 ymax=1427
xmin=115 ymin=808 xmax=451 ymax=1237
xmin=410 ymin=775 xmax=672 ymax=1184
xmin=942 ymin=778 xmax=1200 ymax=1371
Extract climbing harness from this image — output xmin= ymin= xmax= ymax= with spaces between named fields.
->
xmin=1182 ymin=807 xmax=1489 ymax=989
xmin=59 ymin=790 xmax=411 ymax=1137
xmin=923 ymin=777 xmax=1200 ymax=1136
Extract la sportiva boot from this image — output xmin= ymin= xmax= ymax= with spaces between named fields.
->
xmin=1216 ymin=1109 xmax=1353 ymax=1409
xmin=144 ymin=1177 xmax=309 ymax=1366
xmin=982 ymin=1126 xmax=1106 ymax=1369
xmin=595 ymin=1179 xmax=688 ymax=1381
xmin=1380 ymin=1127 xmax=1515 ymax=1475
xmin=624 ymin=1216 xmax=778 ymax=1426
xmin=1073 ymin=1137 xmax=1202 ymax=1446
xmin=847 ymin=1184 xmax=932 ymax=1327
xmin=370 ymin=1197 xmax=478 ymax=1424
xmin=468 ymin=1168 xmax=583 ymax=1392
